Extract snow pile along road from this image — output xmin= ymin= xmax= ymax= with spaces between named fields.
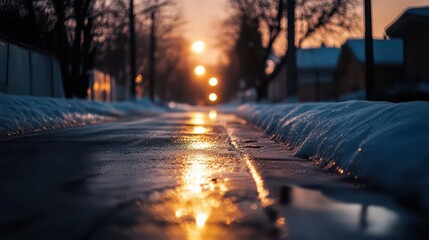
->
xmin=238 ymin=101 xmax=429 ymax=210
xmin=0 ymin=93 xmax=162 ymax=138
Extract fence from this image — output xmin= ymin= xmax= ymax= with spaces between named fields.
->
xmin=0 ymin=38 xmax=64 ymax=98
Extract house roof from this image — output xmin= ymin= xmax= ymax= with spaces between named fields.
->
xmin=386 ymin=6 xmax=429 ymax=37
xmin=297 ymin=47 xmax=341 ymax=70
xmin=344 ymin=39 xmax=404 ymax=65
xmin=407 ymin=6 xmax=429 ymax=18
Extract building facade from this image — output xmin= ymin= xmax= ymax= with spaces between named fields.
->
xmin=386 ymin=7 xmax=429 ymax=84
xmin=268 ymin=47 xmax=340 ymax=102
xmin=335 ymin=39 xmax=404 ymax=100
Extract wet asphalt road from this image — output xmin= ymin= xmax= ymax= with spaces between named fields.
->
xmin=0 ymin=111 xmax=428 ymax=240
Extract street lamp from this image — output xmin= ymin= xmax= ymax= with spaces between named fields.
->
xmin=195 ymin=65 xmax=206 ymax=76
xmin=209 ymin=110 xmax=217 ymax=119
xmin=364 ymin=0 xmax=374 ymax=101
xmin=209 ymin=77 xmax=218 ymax=87
xmin=129 ymin=0 xmax=136 ymax=98
xmin=128 ymin=1 xmax=168 ymax=99
xmin=209 ymin=93 xmax=218 ymax=102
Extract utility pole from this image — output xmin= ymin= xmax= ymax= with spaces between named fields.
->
xmin=128 ymin=1 xmax=166 ymax=101
xmin=149 ymin=9 xmax=157 ymax=102
xmin=286 ymin=0 xmax=297 ymax=98
xmin=364 ymin=0 xmax=374 ymax=101
xmin=129 ymin=0 xmax=137 ymax=99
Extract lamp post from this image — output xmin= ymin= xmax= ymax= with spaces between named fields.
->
xmin=129 ymin=0 xmax=136 ymax=99
xmin=286 ymin=0 xmax=297 ymax=98
xmin=149 ymin=8 xmax=157 ymax=101
xmin=128 ymin=1 xmax=168 ymax=100
xmin=364 ymin=0 xmax=375 ymax=101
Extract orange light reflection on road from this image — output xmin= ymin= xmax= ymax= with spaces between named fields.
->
xmin=171 ymin=112 xmax=244 ymax=237
xmin=189 ymin=141 xmax=212 ymax=150
xmin=230 ymin=141 xmax=274 ymax=207
xmin=193 ymin=126 xmax=207 ymax=134
xmin=191 ymin=113 xmax=208 ymax=134
xmin=139 ymin=112 xmax=281 ymax=238
xmin=192 ymin=118 xmax=204 ymax=125
xmin=196 ymin=212 xmax=208 ymax=228
xmin=191 ymin=113 xmax=205 ymax=125
xmin=174 ymin=153 xmax=239 ymax=234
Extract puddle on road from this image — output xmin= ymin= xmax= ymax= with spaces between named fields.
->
xmin=168 ymin=111 xmax=262 ymax=238
xmin=267 ymin=184 xmax=429 ymax=239
xmin=172 ymin=153 xmax=244 ymax=238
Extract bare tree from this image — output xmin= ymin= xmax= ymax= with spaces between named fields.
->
xmin=296 ymin=0 xmax=361 ymax=47
xmin=135 ymin=0 xmax=189 ymax=101
xmin=221 ymin=0 xmax=361 ymax=100
xmin=1 ymin=0 xmax=122 ymax=98
xmin=95 ymin=0 xmax=192 ymax=102
xmin=94 ymin=0 xmax=130 ymax=93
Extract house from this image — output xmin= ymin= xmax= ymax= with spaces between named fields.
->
xmin=268 ymin=47 xmax=341 ymax=102
xmin=386 ymin=6 xmax=429 ymax=84
xmin=296 ymin=47 xmax=341 ymax=101
xmin=335 ymin=39 xmax=404 ymax=99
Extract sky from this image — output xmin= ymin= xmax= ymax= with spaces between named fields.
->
xmin=181 ymin=0 xmax=226 ymax=66
xmin=180 ymin=0 xmax=429 ymax=65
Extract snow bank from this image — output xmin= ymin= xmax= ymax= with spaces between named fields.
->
xmin=0 ymin=93 xmax=162 ymax=138
xmin=238 ymin=101 xmax=429 ymax=210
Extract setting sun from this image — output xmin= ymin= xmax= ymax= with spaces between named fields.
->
xmin=209 ymin=93 xmax=218 ymax=102
xmin=191 ymin=41 xmax=205 ymax=53
xmin=194 ymin=65 xmax=206 ymax=76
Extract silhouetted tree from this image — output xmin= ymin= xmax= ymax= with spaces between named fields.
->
xmin=138 ymin=0 xmax=194 ymax=102
xmin=221 ymin=0 xmax=361 ymax=101
xmin=95 ymin=0 xmax=193 ymax=103
xmin=235 ymin=15 xmax=266 ymax=90
xmin=0 ymin=0 xmax=117 ymax=98
xmin=94 ymin=0 xmax=129 ymax=99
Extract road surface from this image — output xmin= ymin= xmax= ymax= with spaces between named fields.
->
xmin=0 ymin=111 xmax=428 ymax=239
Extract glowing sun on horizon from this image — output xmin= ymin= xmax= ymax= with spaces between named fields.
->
xmin=191 ymin=41 xmax=205 ymax=53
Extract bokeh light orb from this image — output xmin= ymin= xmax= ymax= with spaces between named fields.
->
xmin=195 ymin=65 xmax=206 ymax=76
xmin=192 ymin=41 xmax=205 ymax=53
xmin=209 ymin=93 xmax=218 ymax=102
xmin=209 ymin=110 xmax=217 ymax=119
xmin=209 ymin=77 xmax=218 ymax=87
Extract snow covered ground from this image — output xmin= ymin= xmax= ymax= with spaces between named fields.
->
xmin=238 ymin=101 xmax=429 ymax=211
xmin=0 ymin=93 xmax=162 ymax=138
